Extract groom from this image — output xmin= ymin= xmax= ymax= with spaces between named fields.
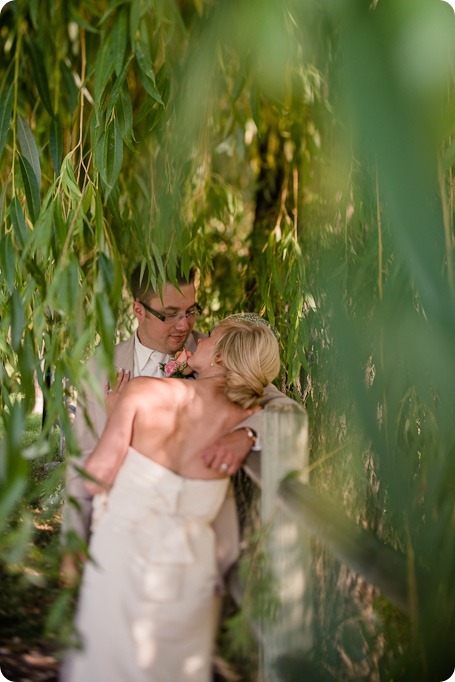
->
xmin=62 ymin=261 xmax=294 ymax=581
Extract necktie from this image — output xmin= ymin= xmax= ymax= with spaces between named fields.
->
xmin=141 ymin=351 xmax=169 ymax=378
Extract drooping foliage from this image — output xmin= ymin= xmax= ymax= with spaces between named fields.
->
xmin=0 ymin=0 xmax=311 ymax=544
xmin=0 ymin=0 xmax=454 ymax=679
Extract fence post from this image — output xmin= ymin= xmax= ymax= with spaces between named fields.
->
xmin=260 ymin=403 xmax=312 ymax=680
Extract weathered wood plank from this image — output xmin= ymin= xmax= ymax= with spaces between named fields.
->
xmin=260 ymin=405 xmax=312 ymax=680
xmin=278 ymin=477 xmax=418 ymax=615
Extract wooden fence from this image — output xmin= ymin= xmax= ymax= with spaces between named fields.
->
xmin=229 ymin=404 xmax=420 ymax=681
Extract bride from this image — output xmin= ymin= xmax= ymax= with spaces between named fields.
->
xmin=62 ymin=314 xmax=281 ymax=682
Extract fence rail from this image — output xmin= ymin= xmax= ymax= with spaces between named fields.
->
xmin=244 ymin=450 xmax=413 ymax=615
xmin=230 ymin=404 xmax=422 ymax=679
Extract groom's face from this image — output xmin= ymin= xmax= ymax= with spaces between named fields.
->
xmin=133 ymin=281 xmax=198 ymax=355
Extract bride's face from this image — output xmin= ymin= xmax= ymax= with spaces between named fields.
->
xmin=187 ymin=327 xmax=222 ymax=373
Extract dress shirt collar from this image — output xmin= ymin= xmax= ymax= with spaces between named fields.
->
xmin=134 ymin=331 xmax=169 ymax=375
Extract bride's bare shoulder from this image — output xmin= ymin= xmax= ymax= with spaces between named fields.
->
xmin=128 ymin=376 xmax=194 ymax=399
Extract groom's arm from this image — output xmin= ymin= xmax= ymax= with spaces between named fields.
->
xmin=201 ymin=384 xmax=299 ymax=475
xmin=61 ymin=366 xmax=107 ymax=543
xmin=60 ymin=373 xmax=106 ymax=586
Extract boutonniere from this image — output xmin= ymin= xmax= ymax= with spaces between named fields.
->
xmin=160 ymin=349 xmax=194 ymax=378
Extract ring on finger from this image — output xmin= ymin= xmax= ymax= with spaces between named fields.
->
xmin=219 ymin=462 xmax=229 ymax=473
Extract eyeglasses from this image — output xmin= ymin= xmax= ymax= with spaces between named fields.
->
xmin=139 ymin=301 xmax=202 ymax=324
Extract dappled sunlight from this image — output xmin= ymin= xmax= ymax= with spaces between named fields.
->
xmin=132 ymin=618 xmax=157 ymax=670
xmin=1 ymin=0 xmax=454 ymax=679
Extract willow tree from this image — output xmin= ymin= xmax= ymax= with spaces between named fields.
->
xmin=1 ymin=0 xmax=455 ymax=679
xmin=0 ymin=8 xmax=313 ymax=671
xmin=0 ymin=0 xmax=309 ymax=537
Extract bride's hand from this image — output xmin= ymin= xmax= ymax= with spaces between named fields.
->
xmin=105 ymin=369 xmax=131 ymax=415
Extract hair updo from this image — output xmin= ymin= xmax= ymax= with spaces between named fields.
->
xmin=212 ymin=315 xmax=281 ymax=409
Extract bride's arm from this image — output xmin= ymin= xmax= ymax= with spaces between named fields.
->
xmin=83 ymin=387 xmax=137 ymax=495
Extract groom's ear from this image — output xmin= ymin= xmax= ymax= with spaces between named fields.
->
xmin=132 ymin=300 xmax=145 ymax=321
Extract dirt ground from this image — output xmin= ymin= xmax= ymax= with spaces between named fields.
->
xmin=0 ymin=641 xmax=59 ymax=682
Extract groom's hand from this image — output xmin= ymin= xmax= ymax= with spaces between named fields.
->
xmin=200 ymin=429 xmax=253 ymax=475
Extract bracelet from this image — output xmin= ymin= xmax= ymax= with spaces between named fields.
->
xmin=243 ymin=427 xmax=257 ymax=449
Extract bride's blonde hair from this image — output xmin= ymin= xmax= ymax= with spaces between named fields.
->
xmin=213 ymin=315 xmax=281 ymax=409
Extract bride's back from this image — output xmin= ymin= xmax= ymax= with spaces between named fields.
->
xmin=128 ymin=376 xmax=250 ymax=479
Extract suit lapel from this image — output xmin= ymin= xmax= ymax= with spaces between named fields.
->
xmin=114 ymin=335 xmax=135 ymax=374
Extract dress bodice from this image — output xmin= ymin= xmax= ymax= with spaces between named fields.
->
xmin=103 ymin=446 xmax=229 ymax=524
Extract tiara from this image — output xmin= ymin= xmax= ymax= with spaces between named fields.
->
xmin=223 ymin=313 xmax=280 ymax=339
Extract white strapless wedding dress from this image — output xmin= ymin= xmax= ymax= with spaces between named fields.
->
xmin=63 ymin=447 xmax=229 ymax=682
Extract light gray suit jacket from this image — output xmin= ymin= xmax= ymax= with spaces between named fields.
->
xmin=63 ymin=331 xmax=296 ymax=575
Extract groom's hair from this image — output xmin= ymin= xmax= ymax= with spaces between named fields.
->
xmin=130 ymin=260 xmax=197 ymax=301
xmin=213 ymin=315 xmax=281 ymax=409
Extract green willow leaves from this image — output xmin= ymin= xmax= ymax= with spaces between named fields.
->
xmin=0 ymin=1 xmax=454 ymax=678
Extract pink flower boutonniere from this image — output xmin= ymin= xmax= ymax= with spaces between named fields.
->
xmin=161 ymin=349 xmax=194 ymax=378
